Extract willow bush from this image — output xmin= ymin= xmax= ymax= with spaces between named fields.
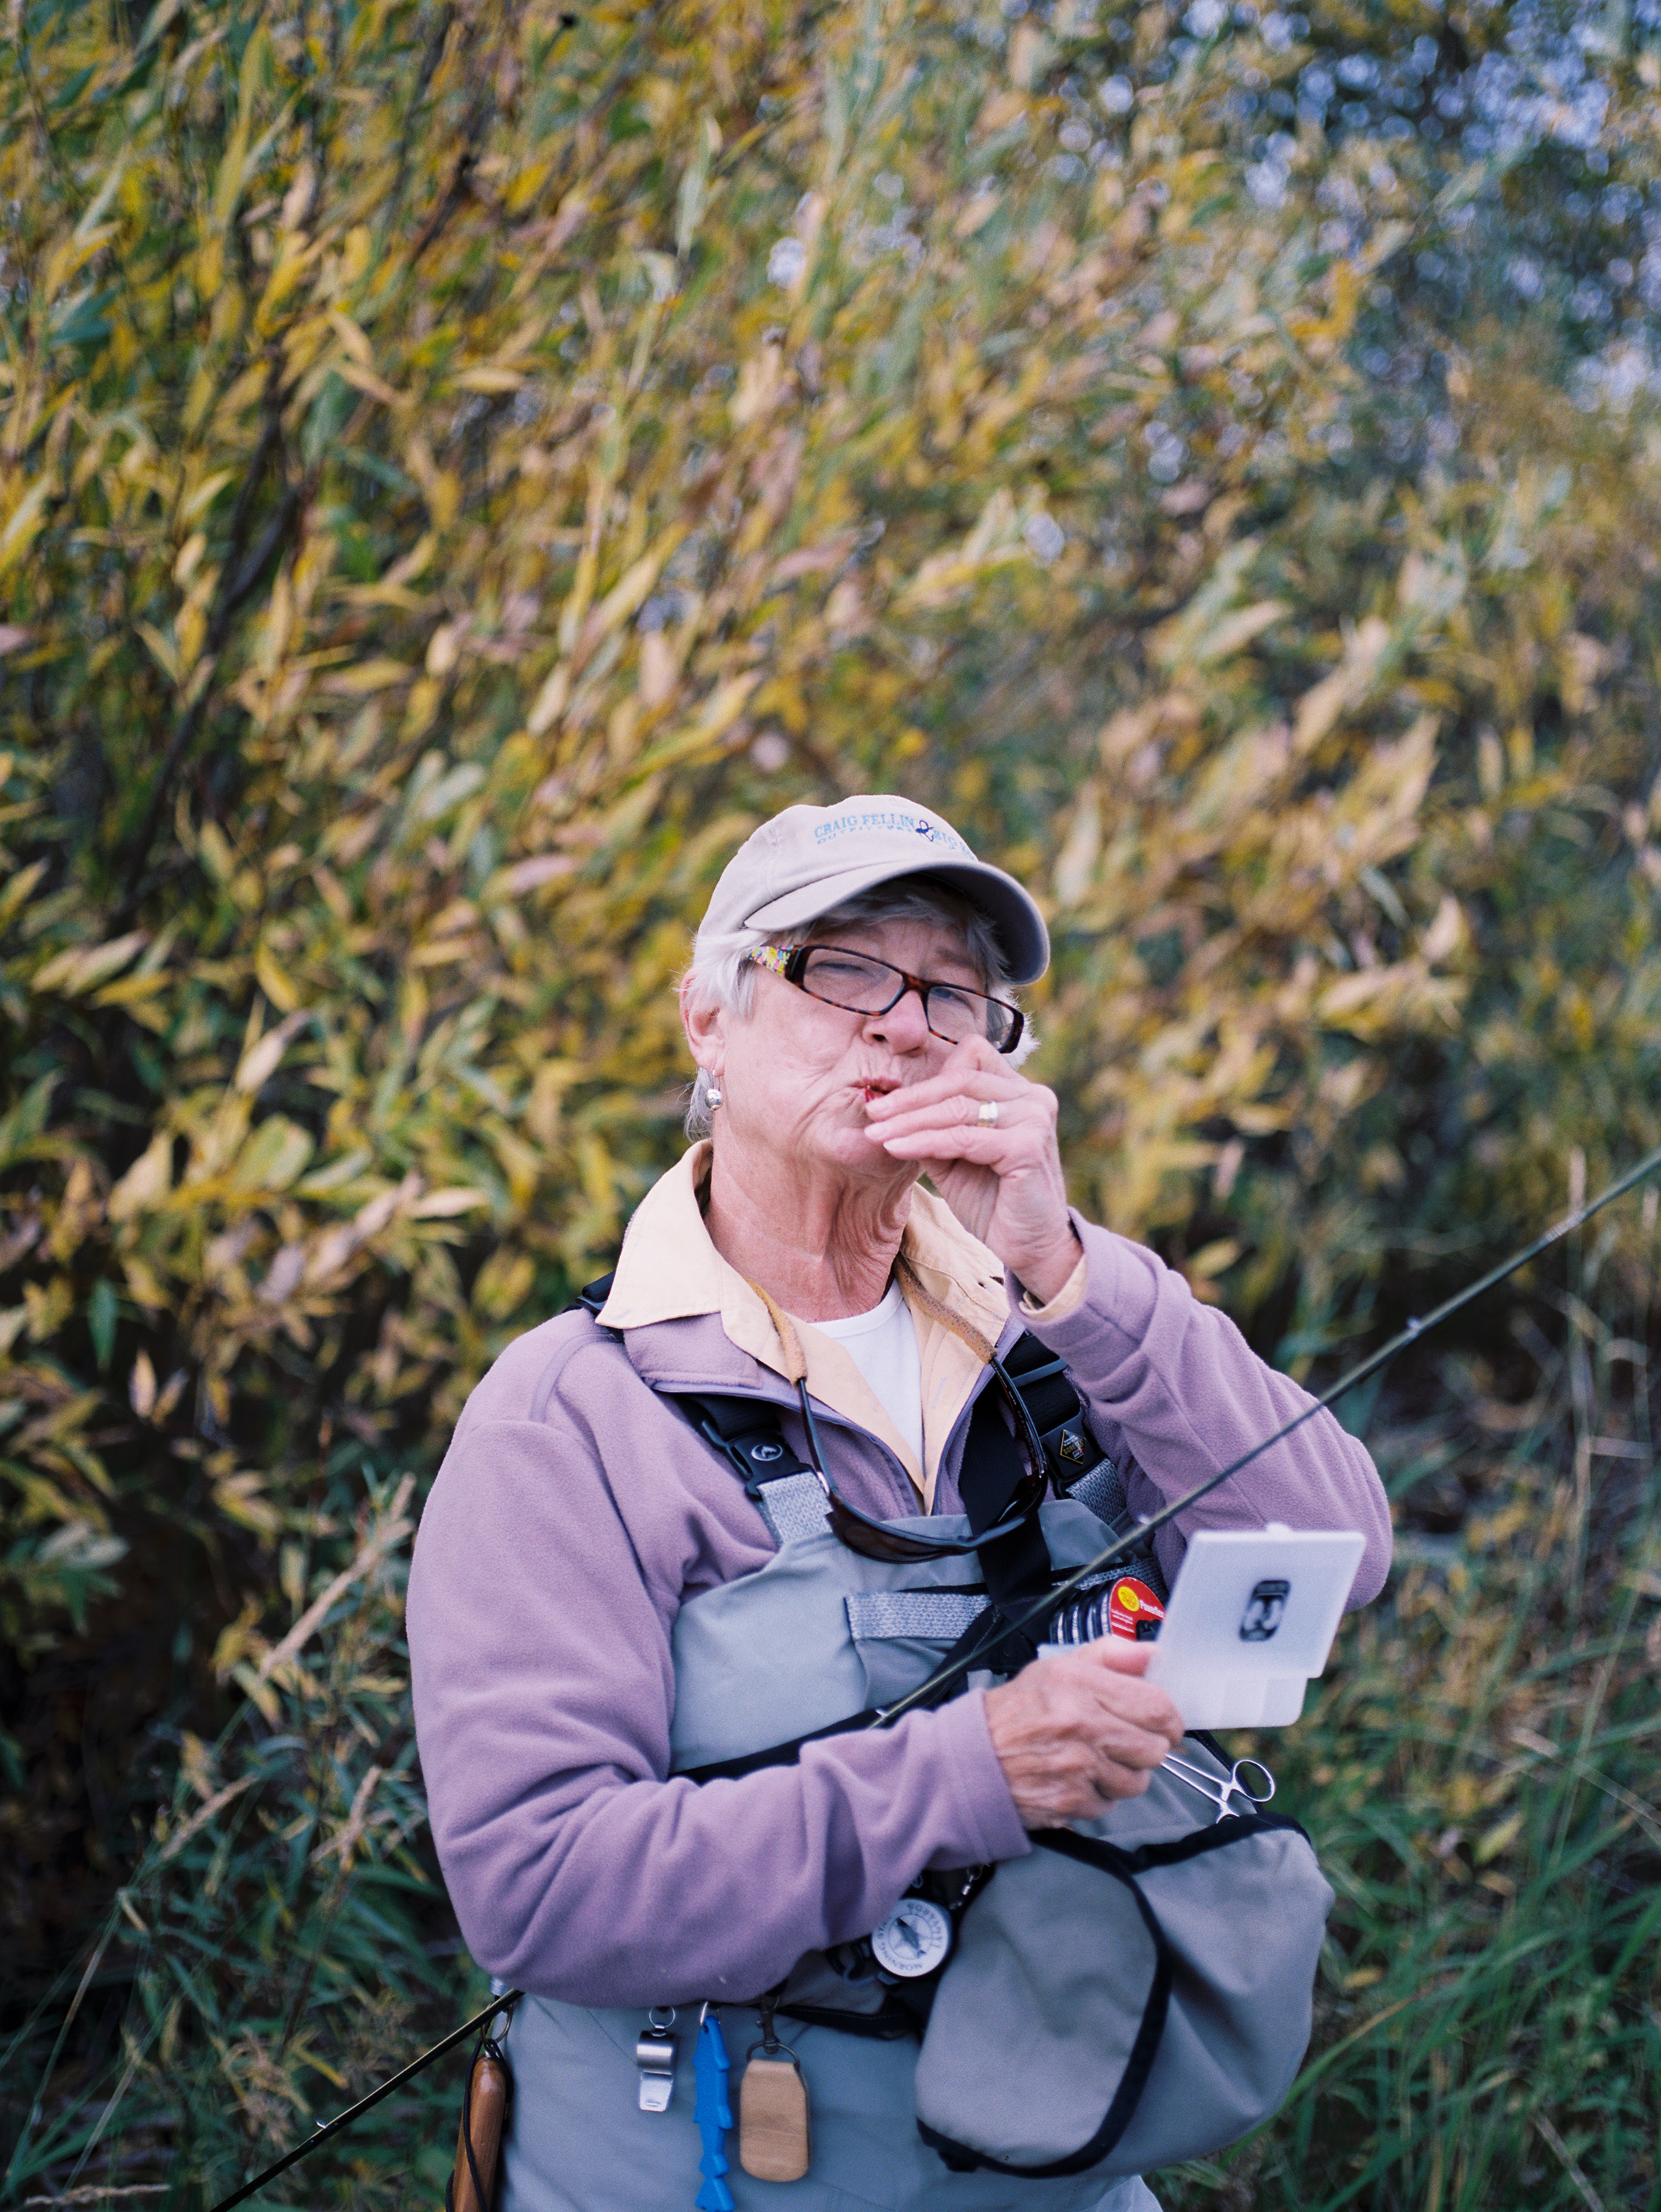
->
xmin=2 ymin=0 xmax=1660 ymax=2202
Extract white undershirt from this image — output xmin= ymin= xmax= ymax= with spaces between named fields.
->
xmin=815 ymin=1280 xmax=924 ymax=1468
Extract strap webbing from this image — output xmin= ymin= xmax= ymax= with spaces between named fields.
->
xmin=846 ymin=1591 xmax=991 ymax=1641
xmin=675 ymin=1389 xmax=831 ymax=1545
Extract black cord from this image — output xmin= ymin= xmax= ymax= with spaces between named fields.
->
xmin=208 ymin=1992 xmax=521 ymax=2212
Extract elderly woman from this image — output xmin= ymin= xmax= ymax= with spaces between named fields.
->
xmin=409 ymin=795 xmax=1390 ymax=2212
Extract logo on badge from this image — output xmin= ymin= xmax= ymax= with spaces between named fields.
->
xmin=750 ymin=1442 xmax=785 ymax=1463
xmin=1239 ymin=1577 xmax=1290 ymax=1642
xmin=1107 ymin=1576 xmax=1165 ymax=1643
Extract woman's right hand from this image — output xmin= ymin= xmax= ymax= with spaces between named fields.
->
xmin=983 ymin=1641 xmax=1185 ymax=1828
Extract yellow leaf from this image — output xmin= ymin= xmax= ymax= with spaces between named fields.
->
xmin=129 ymin=1351 xmax=158 ymax=1420
xmin=136 ymin=622 xmax=182 ymax=684
xmin=526 ymin=662 xmax=570 ymax=736
xmin=453 ymin=365 xmax=527 ymax=394
xmin=408 ymin=1188 xmax=492 ymax=1218
xmin=336 ymin=359 xmax=402 ymax=408
xmin=33 ymin=934 xmax=148 ymax=997
xmin=230 ymin=1660 xmax=283 ymax=1726
xmin=0 ymin=858 xmax=45 ymax=928
xmin=320 ymin=659 xmax=411 ymax=694
xmin=228 ymin=1117 xmax=315 ymax=1193
xmin=0 ymin=482 xmax=53 ymax=576
xmin=1474 ymin=1812 xmax=1525 ymax=1865
xmin=489 ymin=855 xmax=577 ymax=897
xmin=694 ymin=671 xmax=762 ymax=742
xmin=236 ymin=1009 xmax=308 ymax=1092
xmin=109 ymin=1133 xmax=173 ymax=1222
xmin=214 ymin=1470 xmax=285 ymax=1537
xmin=1187 ymin=1239 xmax=1242 ymax=1280
xmin=181 ymin=470 xmax=236 ymax=523
xmin=255 ymin=942 xmax=303 ymax=1014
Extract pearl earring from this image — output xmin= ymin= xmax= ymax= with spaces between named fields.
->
xmin=707 ymin=1082 xmax=723 ymax=1108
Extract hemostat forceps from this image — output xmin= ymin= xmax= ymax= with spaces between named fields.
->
xmin=1161 ymin=1752 xmax=1275 ymax=1822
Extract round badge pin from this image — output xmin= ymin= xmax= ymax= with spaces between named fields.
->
xmin=1107 ymin=1575 xmax=1166 ymax=1641
xmin=870 ymin=1897 xmax=953 ymax=1978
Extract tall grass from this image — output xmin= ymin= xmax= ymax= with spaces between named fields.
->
xmin=1 ymin=1463 xmax=473 ymax=2211
xmin=4 ymin=1208 xmax=1658 ymax=2210
xmin=1164 ymin=1187 xmax=1661 ymax=2212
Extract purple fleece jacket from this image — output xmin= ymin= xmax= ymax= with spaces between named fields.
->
xmin=406 ymin=1214 xmax=1390 ymax=2007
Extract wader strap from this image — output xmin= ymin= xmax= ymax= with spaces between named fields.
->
xmin=1067 ymin=1457 xmax=1129 ymax=1526
xmin=957 ymin=1386 xmax=1054 ymax=1669
xmin=677 ymin=1705 xmax=886 ymax=1784
xmin=675 ymin=1391 xmax=833 ymax=1547
xmin=846 ymin=1591 xmax=989 ymax=1641
xmin=996 ymin=1330 xmax=1114 ymax=1496
xmin=986 ymin=1338 xmax=1168 ymax=1596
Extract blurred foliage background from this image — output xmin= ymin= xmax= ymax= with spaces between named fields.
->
xmin=1 ymin=0 xmax=1659 ymax=2203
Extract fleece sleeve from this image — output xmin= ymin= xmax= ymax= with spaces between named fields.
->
xmin=1013 ymin=1213 xmax=1392 ymax=1607
xmin=408 ymin=1384 xmax=1027 ymax=2007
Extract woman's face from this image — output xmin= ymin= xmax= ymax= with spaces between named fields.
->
xmin=697 ymin=917 xmax=987 ymax=1186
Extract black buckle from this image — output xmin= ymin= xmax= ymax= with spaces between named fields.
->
xmin=696 ymin=1413 xmax=810 ymax=1499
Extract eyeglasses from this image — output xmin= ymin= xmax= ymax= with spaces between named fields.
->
xmin=794 ymin=1357 xmax=1050 ymax=1562
xmin=748 ymin=943 xmax=1025 ymax=1056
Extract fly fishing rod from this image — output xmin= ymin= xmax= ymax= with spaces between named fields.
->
xmin=203 ymin=1138 xmax=1661 ymax=2207
xmin=869 ymin=1135 xmax=1661 ymax=1731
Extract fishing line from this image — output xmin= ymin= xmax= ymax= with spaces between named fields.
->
xmin=199 ymin=1138 xmax=1661 ymax=2204
xmin=867 ymin=1136 xmax=1661 ymax=1731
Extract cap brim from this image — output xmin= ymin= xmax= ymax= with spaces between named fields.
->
xmin=743 ymin=858 xmax=1049 ymax=983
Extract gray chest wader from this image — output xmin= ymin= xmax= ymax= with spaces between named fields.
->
xmin=496 ymin=1330 xmax=1329 ymax=2212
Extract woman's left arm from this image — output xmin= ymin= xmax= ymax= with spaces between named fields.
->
xmin=867 ymin=1039 xmax=1392 ymax=1607
xmin=1011 ymin=1214 xmax=1393 ymax=1604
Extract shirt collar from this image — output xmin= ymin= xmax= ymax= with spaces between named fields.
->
xmin=600 ymin=1144 xmax=1006 ymax=1339
xmin=597 ymin=1145 xmax=1010 ymax=1502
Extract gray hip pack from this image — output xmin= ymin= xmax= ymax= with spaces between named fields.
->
xmin=667 ymin=1373 xmax=1336 ymax=2182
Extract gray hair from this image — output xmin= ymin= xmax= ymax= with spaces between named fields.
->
xmin=682 ymin=877 xmax=1031 ymax=1139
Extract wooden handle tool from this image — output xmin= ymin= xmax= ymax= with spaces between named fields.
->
xmin=446 ymin=2046 xmax=511 ymax=2212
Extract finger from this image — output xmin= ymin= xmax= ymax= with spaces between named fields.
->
xmin=866 ymin=1076 xmax=1026 ymax=1122
xmin=1078 ymin=1681 xmax=1182 ymax=1750
xmin=866 ymin=1100 xmax=1026 ymax=1144
xmin=1029 ymin=1645 xmax=1152 ymax=1686
xmin=1037 ymin=1653 xmax=1185 ymax=1749
xmin=1075 ymin=1640 xmax=1155 ymax=1677
xmin=867 ymin=1098 xmax=1050 ymax=1150
xmin=1077 ymin=1648 xmax=1185 ymax=1736
xmin=1023 ymin=1672 xmax=1174 ymax=1750
xmin=1045 ymin=1740 xmax=1167 ymax=1817
xmin=1084 ymin=1681 xmax=1185 ymax=1750
xmin=870 ymin=1123 xmax=1017 ymax=1159
xmin=863 ymin=1048 xmax=1021 ymax=1118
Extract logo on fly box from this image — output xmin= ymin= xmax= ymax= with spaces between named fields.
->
xmin=1239 ymin=1578 xmax=1290 ymax=1642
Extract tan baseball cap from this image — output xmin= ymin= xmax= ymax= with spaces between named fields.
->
xmin=697 ymin=796 xmax=1049 ymax=983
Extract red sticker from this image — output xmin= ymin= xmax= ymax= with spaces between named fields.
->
xmin=1107 ymin=1577 xmax=1165 ymax=1641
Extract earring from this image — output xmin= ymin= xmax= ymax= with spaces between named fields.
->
xmin=707 ymin=1082 xmax=723 ymax=1108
